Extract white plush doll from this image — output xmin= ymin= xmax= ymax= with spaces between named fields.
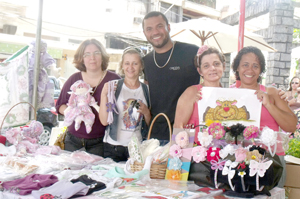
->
xmin=63 ymin=80 xmax=99 ymax=134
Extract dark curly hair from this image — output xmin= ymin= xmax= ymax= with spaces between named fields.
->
xmin=194 ymin=46 xmax=226 ymax=69
xmin=231 ymin=46 xmax=266 ymax=83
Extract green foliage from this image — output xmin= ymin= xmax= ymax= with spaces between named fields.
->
xmin=286 ymin=138 xmax=300 ymax=158
xmin=293 ymin=28 xmax=300 ymax=44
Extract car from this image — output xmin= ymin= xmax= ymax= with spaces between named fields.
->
xmin=37 ymin=76 xmax=61 ymax=146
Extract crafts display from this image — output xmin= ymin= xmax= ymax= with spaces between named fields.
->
xmin=129 ymin=113 xmax=172 ymax=179
xmin=188 ymin=120 xmax=288 ymax=197
xmin=63 ymin=80 xmax=98 ymax=134
xmin=166 ymin=128 xmax=195 ymax=181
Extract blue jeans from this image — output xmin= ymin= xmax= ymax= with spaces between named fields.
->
xmin=159 ymin=140 xmax=169 ymax=146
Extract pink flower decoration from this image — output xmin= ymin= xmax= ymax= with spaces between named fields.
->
xmin=192 ymin=146 xmax=207 ymax=163
xmin=243 ymin=125 xmax=259 ymax=140
xmin=208 ymin=122 xmax=225 ymax=139
xmin=175 ymin=131 xmax=190 ymax=148
xmin=196 ymin=45 xmax=209 ymax=57
xmin=206 ymin=147 xmax=221 ymax=162
xmin=169 ymin=144 xmax=183 ymax=158
xmin=5 ymin=128 xmax=22 ymax=145
xmin=235 ymin=147 xmax=248 ymax=162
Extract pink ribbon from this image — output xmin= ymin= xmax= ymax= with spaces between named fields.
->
xmin=211 ymin=160 xmax=226 ymax=170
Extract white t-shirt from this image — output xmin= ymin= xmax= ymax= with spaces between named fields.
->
xmin=104 ymin=83 xmax=147 ymax=146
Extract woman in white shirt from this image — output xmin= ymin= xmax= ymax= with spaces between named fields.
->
xmin=99 ymin=48 xmax=151 ymax=162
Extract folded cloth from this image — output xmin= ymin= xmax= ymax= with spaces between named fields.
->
xmin=71 ymin=175 xmax=106 ymax=195
xmin=2 ymin=174 xmax=58 ymax=195
xmin=31 ymin=180 xmax=89 ymax=199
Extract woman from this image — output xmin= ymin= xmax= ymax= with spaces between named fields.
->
xmin=286 ymin=76 xmax=300 ymax=111
xmin=174 ymin=46 xmax=225 ymax=143
xmin=55 ymin=39 xmax=120 ymax=156
xmin=232 ymin=46 xmax=297 ymax=133
xmin=99 ymin=48 xmax=151 ymax=162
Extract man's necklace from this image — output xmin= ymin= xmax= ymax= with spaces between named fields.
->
xmin=153 ymin=41 xmax=175 ymax=69
xmin=91 ymin=70 xmax=107 ymax=96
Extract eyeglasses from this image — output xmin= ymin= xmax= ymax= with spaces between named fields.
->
xmin=83 ymin=51 xmax=101 ymax=59
xmin=292 ymin=82 xmax=299 ymax=84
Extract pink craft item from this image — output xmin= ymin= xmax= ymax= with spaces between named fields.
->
xmin=0 ymin=135 xmax=6 ymax=145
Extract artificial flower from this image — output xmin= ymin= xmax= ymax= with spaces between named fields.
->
xmin=228 ymin=123 xmax=246 ymax=145
xmin=197 ymin=130 xmax=213 ymax=147
xmin=169 ymin=144 xmax=183 ymax=158
xmin=243 ymin=125 xmax=259 ymax=142
xmin=246 ymin=150 xmax=262 ymax=162
xmin=206 ymin=147 xmax=221 ymax=162
xmin=175 ymin=131 xmax=190 ymax=148
xmin=235 ymin=147 xmax=248 ymax=162
xmin=196 ymin=45 xmax=209 ymax=57
xmin=191 ymin=146 xmax=207 ymax=163
xmin=166 ymin=169 xmax=181 ymax=180
xmin=238 ymin=171 xmax=246 ymax=177
xmin=260 ymin=127 xmax=277 ymax=146
xmin=208 ymin=122 xmax=225 ymax=139
xmin=168 ymin=157 xmax=182 ymax=170
xmin=205 ymin=119 xmax=220 ymax=127
xmin=219 ymin=144 xmax=235 ymax=159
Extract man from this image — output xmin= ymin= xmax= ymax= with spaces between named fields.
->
xmin=142 ymin=11 xmax=200 ymax=144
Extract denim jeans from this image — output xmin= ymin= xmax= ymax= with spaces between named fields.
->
xmin=64 ymin=132 xmax=104 ymax=157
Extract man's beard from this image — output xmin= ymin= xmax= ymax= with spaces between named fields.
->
xmin=148 ymin=36 xmax=170 ymax=49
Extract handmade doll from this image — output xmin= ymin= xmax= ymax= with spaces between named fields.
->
xmin=63 ymin=80 xmax=98 ymax=134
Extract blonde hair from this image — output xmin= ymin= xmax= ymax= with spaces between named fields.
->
xmin=118 ymin=48 xmax=144 ymax=76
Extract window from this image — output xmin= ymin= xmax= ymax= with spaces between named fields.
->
xmin=160 ymin=2 xmax=180 ymax=23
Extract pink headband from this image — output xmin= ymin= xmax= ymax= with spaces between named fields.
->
xmin=196 ymin=45 xmax=209 ymax=66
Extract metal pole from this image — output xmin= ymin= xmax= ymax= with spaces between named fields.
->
xmin=238 ymin=0 xmax=245 ymax=51
xmin=32 ymin=0 xmax=43 ymax=119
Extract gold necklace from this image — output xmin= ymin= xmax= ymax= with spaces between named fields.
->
xmin=91 ymin=70 xmax=107 ymax=96
xmin=153 ymin=41 xmax=175 ymax=69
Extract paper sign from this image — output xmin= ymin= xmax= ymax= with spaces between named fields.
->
xmin=198 ymin=87 xmax=262 ymax=127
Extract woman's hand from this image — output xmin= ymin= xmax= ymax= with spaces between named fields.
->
xmin=278 ymin=89 xmax=288 ymax=102
xmin=255 ymin=90 xmax=270 ymax=107
xmin=196 ymin=87 xmax=202 ymax=101
xmin=101 ymin=82 xmax=109 ymax=97
xmin=137 ymin=101 xmax=151 ymax=126
xmin=288 ymin=98 xmax=297 ymax=106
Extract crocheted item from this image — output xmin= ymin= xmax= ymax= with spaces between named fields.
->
xmin=169 ymin=144 xmax=183 ymax=158
xmin=175 ymin=131 xmax=189 ymax=148
xmin=168 ymin=157 xmax=182 ymax=170
xmin=197 ymin=130 xmax=213 ymax=147
xmin=191 ymin=146 xmax=207 ymax=163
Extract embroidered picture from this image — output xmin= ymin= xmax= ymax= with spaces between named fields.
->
xmin=198 ymin=87 xmax=262 ymax=127
xmin=203 ymin=100 xmax=250 ymax=121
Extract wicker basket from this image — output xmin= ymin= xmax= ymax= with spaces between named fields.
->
xmin=130 ymin=113 xmax=172 ymax=179
xmin=0 ymin=102 xmax=36 ymax=131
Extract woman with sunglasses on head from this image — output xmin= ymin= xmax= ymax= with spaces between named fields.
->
xmin=174 ymin=45 xmax=225 ymax=143
xmin=99 ymin=48 xmax=151 ymax=162
xmin=286 ymin=77 xmax=300 ymax=111
xmin=55 ymin=39 xmax=120 ymax=156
